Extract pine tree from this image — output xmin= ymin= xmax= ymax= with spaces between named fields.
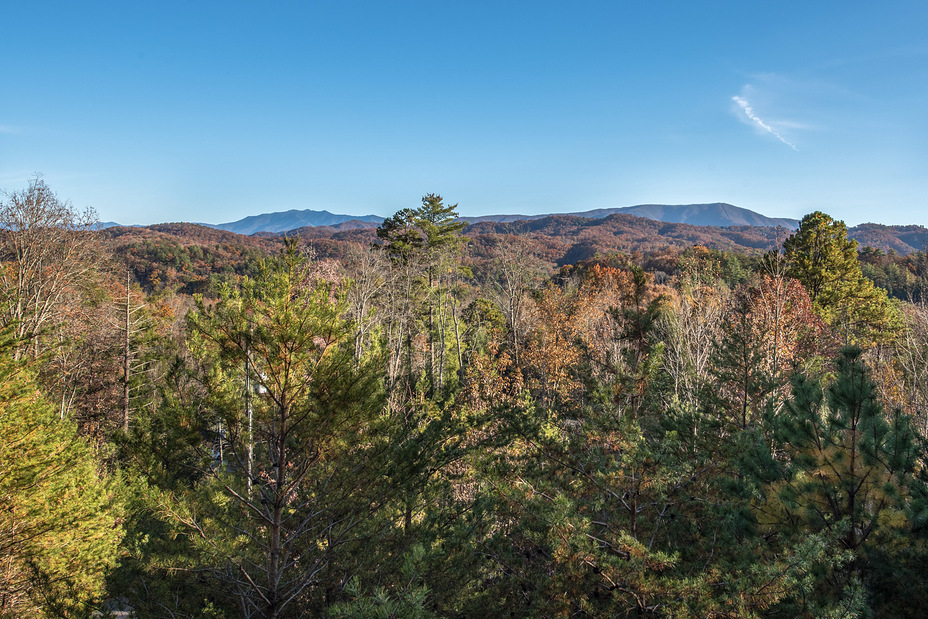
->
xmin=376 ymin=195 xmax=468 ymax=401
xmin=784 ymin=211 xmax=900 ymax=345
xmin=710 ymin=286 xmax=776 ymax=431
xmin=750 ymin=347 xmax=928 ymax=615
xmin=0 ymin=328 xmax=124 ymax=617
xmin=155 ymin=241 xmax=390 ymax=618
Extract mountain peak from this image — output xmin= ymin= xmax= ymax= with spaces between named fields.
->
xmin=460 ymin=203 xmax=799 ymax=229
xmin=190 ymin=203 xmax=798 ymax=236
xmin=211 ymin=209 xmax=385 ymax=235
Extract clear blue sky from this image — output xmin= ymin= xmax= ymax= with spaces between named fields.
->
xmin=2 ymin=1 xmax=927 ymax=226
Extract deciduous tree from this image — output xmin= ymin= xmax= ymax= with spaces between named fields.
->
xmin=0 ymin=176 xmax=98 ymax=359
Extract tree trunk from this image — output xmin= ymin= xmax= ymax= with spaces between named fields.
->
xmin=437 ymin=282 xmax=446 ymax=393
xmin=123 ymin=271 xmax=131 ymax=433
xmin=452 ymin=293 xmax=463 ymax=381
xmin=267 ymin=402 xmax=288 ymax=619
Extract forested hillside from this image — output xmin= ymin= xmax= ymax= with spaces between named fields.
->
xmin=5 ymin=180 xmax=928 ymax=617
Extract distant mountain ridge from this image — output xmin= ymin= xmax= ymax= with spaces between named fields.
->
xmin=195 ymin=202 xmax=799 ymax=235
xmin=101 ymin=212 xmax=928 ymax=269
xmin=211 ymin=209 xmax=385 ymax=235
xmin=100 ymin=205 xmax=928 ymax=253
xmin=848 ymin=223 xmax=928 ymax=255
xmin=460 ymin=203 xmax=799 ymax=229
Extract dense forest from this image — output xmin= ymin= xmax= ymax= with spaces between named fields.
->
xmin=4 ymin=178 xmax=928 ymax=618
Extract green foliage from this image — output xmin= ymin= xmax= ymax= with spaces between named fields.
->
xmin=376 ymin=208 xmax=423 ymax=264
xmin=415 ymin=193 xmax=467 ymax=252
xmin=106 ymin=478 xmax=238 ymax=618
xmin=137 ymin=241 xmax=392 ymax=616
xmin=748 ymin=347 xmax=928 ymax=616
xmin=678 ymin=245 xmax=756 ymax=288
xmin=5 ymin=186 xmax=923 ymax=616
xmin=328 ymin=545 xmax=436 ymax=619
xmin=608 ymin=266 xmax=669 ymax=421
xmin=710 ymin=286 xmax=779 ymax=431
xmin=471 ymin=375 xmax=782 ymax=616
xmin=376 ymin=195 xmax=469 ymax=402
xmin=785 ymin=211 xmax=901 ymax=345
xmin=784 ymin=212 xmax=859 ymax=308
xmin=461 ymin=297 xmax=506 ymax=355
xmin=0 ymin=329 xmax=124 ymax=617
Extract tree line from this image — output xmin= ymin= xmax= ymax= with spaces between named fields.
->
xmin=2 ymin=178 xmax=928 ymax=617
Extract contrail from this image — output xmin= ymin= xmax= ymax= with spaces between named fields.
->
xmin=732 ymin=96 xmax=798 ymax=151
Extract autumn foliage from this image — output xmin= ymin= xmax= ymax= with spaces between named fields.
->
xmin=3 ymin=181 xmax=928 ymax=617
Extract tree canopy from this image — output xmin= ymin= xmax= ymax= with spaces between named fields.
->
xmin=784 ymin=211 xmax=901 ymax=344
xmin=4 ymin=178 xmax=928 ymax=617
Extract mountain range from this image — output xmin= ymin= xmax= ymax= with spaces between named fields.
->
xmin=100 ymin=206 xmax=928 ymax=273
xmin=205 ymin=203 xmax=798 ymax=235
xmin=98 ymin=202 xmax=928 ymax=256
xmin=209 ymin=209 xmax=385 ymax=235
xmin=459 ymin=203 xmax=799 ymax=229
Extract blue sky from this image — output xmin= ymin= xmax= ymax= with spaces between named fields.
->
xmin=2 ymin=1 xmax=927 ymax=226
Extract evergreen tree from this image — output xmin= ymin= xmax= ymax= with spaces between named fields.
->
xmin=783 ymin=212 xmax=859 ymax=309
xmin=784 ymin=211 xmax=900 ymax=345
xmin=376 ymin=208 xmax=423 ymax=265
xmin=0 ymin=328 xmax=124 ymax=617
xmin=710 ymin=286 xmax=776 ymax=431
xmin=749 ymin=347 xmax=928 ymax=616
xmin=375 ymin=194 xmax=468 ymax=401
xmin=150 ymin=241 xmax=390 ymax=618
xmin=415 ymin=193 xmax=466 ymax=252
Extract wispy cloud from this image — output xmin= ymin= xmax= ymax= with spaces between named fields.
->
xmin=0 ymin=125 xmax=19 ymax=135
xmin=732 ymin=95 xmax=798 ymax=151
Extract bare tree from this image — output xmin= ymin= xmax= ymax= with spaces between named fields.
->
xmin=343 ymin=244 xmax=389 ymax=360
xmin=896 ymin=299 xmax=928 ymax=434
xmin=488 ymin=236 xmax=549 ymax=365
xmin=659 ymin=280 xmax=727 ymax=408
xmin=0 ymin=176 xmax=98 ymax=358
